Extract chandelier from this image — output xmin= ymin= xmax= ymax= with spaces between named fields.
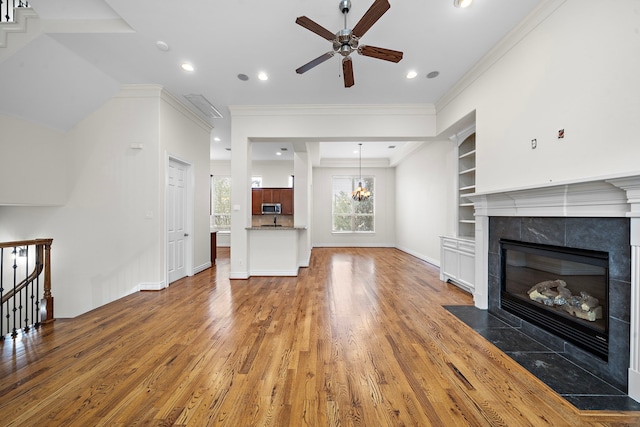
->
xmin=351 ymin=143 xmax=371 ymax=201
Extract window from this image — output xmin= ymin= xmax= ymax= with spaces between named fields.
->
xmin=332 ymin=176 xmax=374 ymax=232
xmin=211 ymin=176 xmax=231 ymax=229
xmin=251 ymin=176 xmax=262 ymax=188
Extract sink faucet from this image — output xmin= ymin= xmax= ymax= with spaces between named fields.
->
xmin=273 ymin=215 xmax=277 ymax=226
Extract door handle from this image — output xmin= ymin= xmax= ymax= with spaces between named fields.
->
xmin=184 ymin=233 xmax=189 ymax=237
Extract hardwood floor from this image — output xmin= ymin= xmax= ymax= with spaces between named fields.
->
xmin=1 ymin=247 xmax=639 ymax=426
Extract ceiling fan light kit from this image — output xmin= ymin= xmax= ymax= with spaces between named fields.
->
xmin=295 ymin=0 xmax=403 ymax=88
xmin=454 ymin=0 xmax=473 ymax=8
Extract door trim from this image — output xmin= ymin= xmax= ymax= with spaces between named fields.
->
xmin=165 ymin=154 xmax=194 ymax=286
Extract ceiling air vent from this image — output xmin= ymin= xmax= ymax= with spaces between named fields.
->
xmin=184 ymin=94 xmax=224 ymax=119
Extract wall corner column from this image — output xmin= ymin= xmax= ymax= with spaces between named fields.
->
xmin=608 ymin=177 xmax=640 ymax=402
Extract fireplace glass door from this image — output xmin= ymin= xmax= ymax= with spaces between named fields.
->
xmin=500 ymin=239 xmax=609 ymax=359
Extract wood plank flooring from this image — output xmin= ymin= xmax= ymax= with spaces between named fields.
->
xmin=1 ymin=247 xmax=639 ymax=426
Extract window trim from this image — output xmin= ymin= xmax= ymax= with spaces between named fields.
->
xmin=331 ymin=175 xmax=375 ymax=234
xmin=211 ymin=175 xmax=232 ymax=230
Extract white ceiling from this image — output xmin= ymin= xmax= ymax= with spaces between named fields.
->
xmin=1 ymin=0 xmax=542 ymax=163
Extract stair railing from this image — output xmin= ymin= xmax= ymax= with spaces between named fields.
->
xmin=1 ymin=1 xmax=30 ymax=23
xmin=0 ymin=238 xmax=53 ymax=338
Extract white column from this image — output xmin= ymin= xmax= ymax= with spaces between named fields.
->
xmin=629 ymin=231 xmax=640 ymax=401
xmin=608 ymin=177 xmax=640 ymax=402
xmin=473 ymin=214 xmax=489 ymax=309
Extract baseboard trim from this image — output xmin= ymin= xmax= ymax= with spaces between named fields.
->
xmin=139 ymin=281 xmax=165 ymax=291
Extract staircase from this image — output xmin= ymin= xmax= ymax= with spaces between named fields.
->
xmin=0 ymin=2 xmax=37 ymax=50
xmin=1 ymin=239 xmax=54 ymax=338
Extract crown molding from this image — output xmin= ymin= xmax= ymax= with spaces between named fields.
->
xmin=229 ymin=104 xmax=436 ymax=117
xmin=436 ymin=0 xmax=567 ymax=113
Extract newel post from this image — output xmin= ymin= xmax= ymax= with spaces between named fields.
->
xmin=41 ymin=239 xmax=54 ymax=324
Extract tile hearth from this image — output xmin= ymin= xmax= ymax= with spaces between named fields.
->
xmin=446 ymin=305 xmax=640 ymax=411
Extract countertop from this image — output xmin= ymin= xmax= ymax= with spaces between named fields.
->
xmin=246 ymin=226 xmax=307 ymax=230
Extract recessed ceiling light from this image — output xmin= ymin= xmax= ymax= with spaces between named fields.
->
xmin=213 ymin=137 xmax=221 ymax=142
xmin=156 ymin=41 xmax=170 ymax=51
xmin=406 ymin=71 xmax=418 ymax=79
xmin=453 ymin=0 xmax=473 ymax=8
xmin=181 ymin=63 xmax=194 ymax=72
xmin=237 ymin=74 xmax=249 ymax=81
xmin=276 ymin=152 xmax=282 ymax=156
xmin=427 ymin=71 xmax=440 ymax=79
xmin=258 ymin=72 xmax=269 ymax=81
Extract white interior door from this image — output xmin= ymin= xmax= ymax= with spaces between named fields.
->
xmin=167 ymin=159 xmax=188 ymax=284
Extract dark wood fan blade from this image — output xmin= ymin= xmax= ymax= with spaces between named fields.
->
xmin=358 ymin=45 xmax=403 ymax=63
xmin=296 ymin=52 xmax=335 ymax=74
xmin=295 ymin=16 xmax=336 ymax=41
xmin=343 ymin=57 xmax=354 ymax=88
xmin=352 ymin=0 xmax=390 ymax=38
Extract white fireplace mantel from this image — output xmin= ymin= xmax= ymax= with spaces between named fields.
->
xmin=467 ymin=173 xmax=640 ymax=402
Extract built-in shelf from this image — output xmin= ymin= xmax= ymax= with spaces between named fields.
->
xmin=459 ymin=149 xmax=476 ymax=159
xmin=459 ymin=167 xmax=476 ymax=175
xmin=441 ymin=128 xmax=476 ymax=293
xmin=457 ymin=132 xmax=476 ymax=239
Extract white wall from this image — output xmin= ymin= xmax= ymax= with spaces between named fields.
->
xmin=0 ymin=85 xmax=211 ymax=318
xmin=312 ymin=166 xmax=396 ymax=247
xmin=395 ymin=141 xmax=456 ymax=265
xmin=160 ymin=90 xmax=213 ymax=275
xmin=251 ymin=160 xmax=293 ymax=187
xmin=0 ymin=114 xmax=68 ymax=205
xmin=229 ymin=105 xmax=436 ymax=279
xmin=437 ymin=0 xmax=640 ymax=194
xmin=210 ymin=160 xmax=231 ymax=176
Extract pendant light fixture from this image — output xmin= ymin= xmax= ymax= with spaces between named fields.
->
xmin=351 ymin=143 xmax=371 ymax=201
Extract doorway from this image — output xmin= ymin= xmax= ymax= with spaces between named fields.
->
xmin=167 ymin=157 xmax=193 ymax=284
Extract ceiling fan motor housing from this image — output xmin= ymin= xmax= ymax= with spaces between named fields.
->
xmin=340 ymin=0 xmax=351 ymax=14
xmin=335 ymin=29 xmax=358 ymax=56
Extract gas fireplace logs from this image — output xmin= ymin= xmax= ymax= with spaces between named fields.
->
xmin=527 ymin=279 xmax=602 ymax=322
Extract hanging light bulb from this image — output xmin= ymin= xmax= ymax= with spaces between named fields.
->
xmin=351 ymin=143 xmax=371 ymax=201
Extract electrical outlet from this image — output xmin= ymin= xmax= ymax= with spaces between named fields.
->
xmin=531 ymin=139 xmax=537 ymax=149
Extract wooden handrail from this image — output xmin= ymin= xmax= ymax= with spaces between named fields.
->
xmin=0 ymin=244 xmax=44 ymax=304
xmin=0 ymin=238 xmax=54 ymax=328
xmin=0 ymin=238 xmax=53 ymax=249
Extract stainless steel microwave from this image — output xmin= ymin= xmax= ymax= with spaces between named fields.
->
xmin=261 ymin=203 xmax=281 ymax=214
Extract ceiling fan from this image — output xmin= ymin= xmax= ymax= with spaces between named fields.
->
xmin=295 ymin=0 xmax=403 ymax=88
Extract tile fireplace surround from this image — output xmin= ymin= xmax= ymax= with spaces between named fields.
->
xmin=468 ymin=174 xmax=640 ymax=403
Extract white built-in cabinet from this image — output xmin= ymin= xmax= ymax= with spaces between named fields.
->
xmin=440 ymin=237 xmax=475 ymax=293
xmin=440 ymin=129 xmax=476 ymax=293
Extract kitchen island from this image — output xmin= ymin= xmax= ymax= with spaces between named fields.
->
xmin=246 ymin=226 xmax=307 ymax=276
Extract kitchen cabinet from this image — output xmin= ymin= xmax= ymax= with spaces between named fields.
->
xmin=210 ymin=231 xmax=217 ymax=265
xmin=280 ymin=188 xmax=293 ymax=215
xmin=251 ymin=188 xmax=293 ymax=215
xmin=251 ymin=189 xmax=263 ymax=215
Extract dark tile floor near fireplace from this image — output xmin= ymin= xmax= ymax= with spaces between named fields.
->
xmin=445 ymin=305 xmax=640 ymax=411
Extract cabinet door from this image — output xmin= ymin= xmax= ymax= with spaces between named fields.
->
xmin=280 ymin=188 xmax=293 ymax=215
xmin=261 ymin=188 xmax=273 ymax=203
xmin=271 ymin=189 xmax=281 ymax=203
xmin=251 ymin=189 xmax=263 ymax=215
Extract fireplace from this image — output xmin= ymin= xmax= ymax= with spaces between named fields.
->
xmin=487 ymin=217 xmax=630 ymax=391
xmin=469 ymin=176 xmax=640 ymax=400
xmin=500 ymin=238 xmax=609 ymax=360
